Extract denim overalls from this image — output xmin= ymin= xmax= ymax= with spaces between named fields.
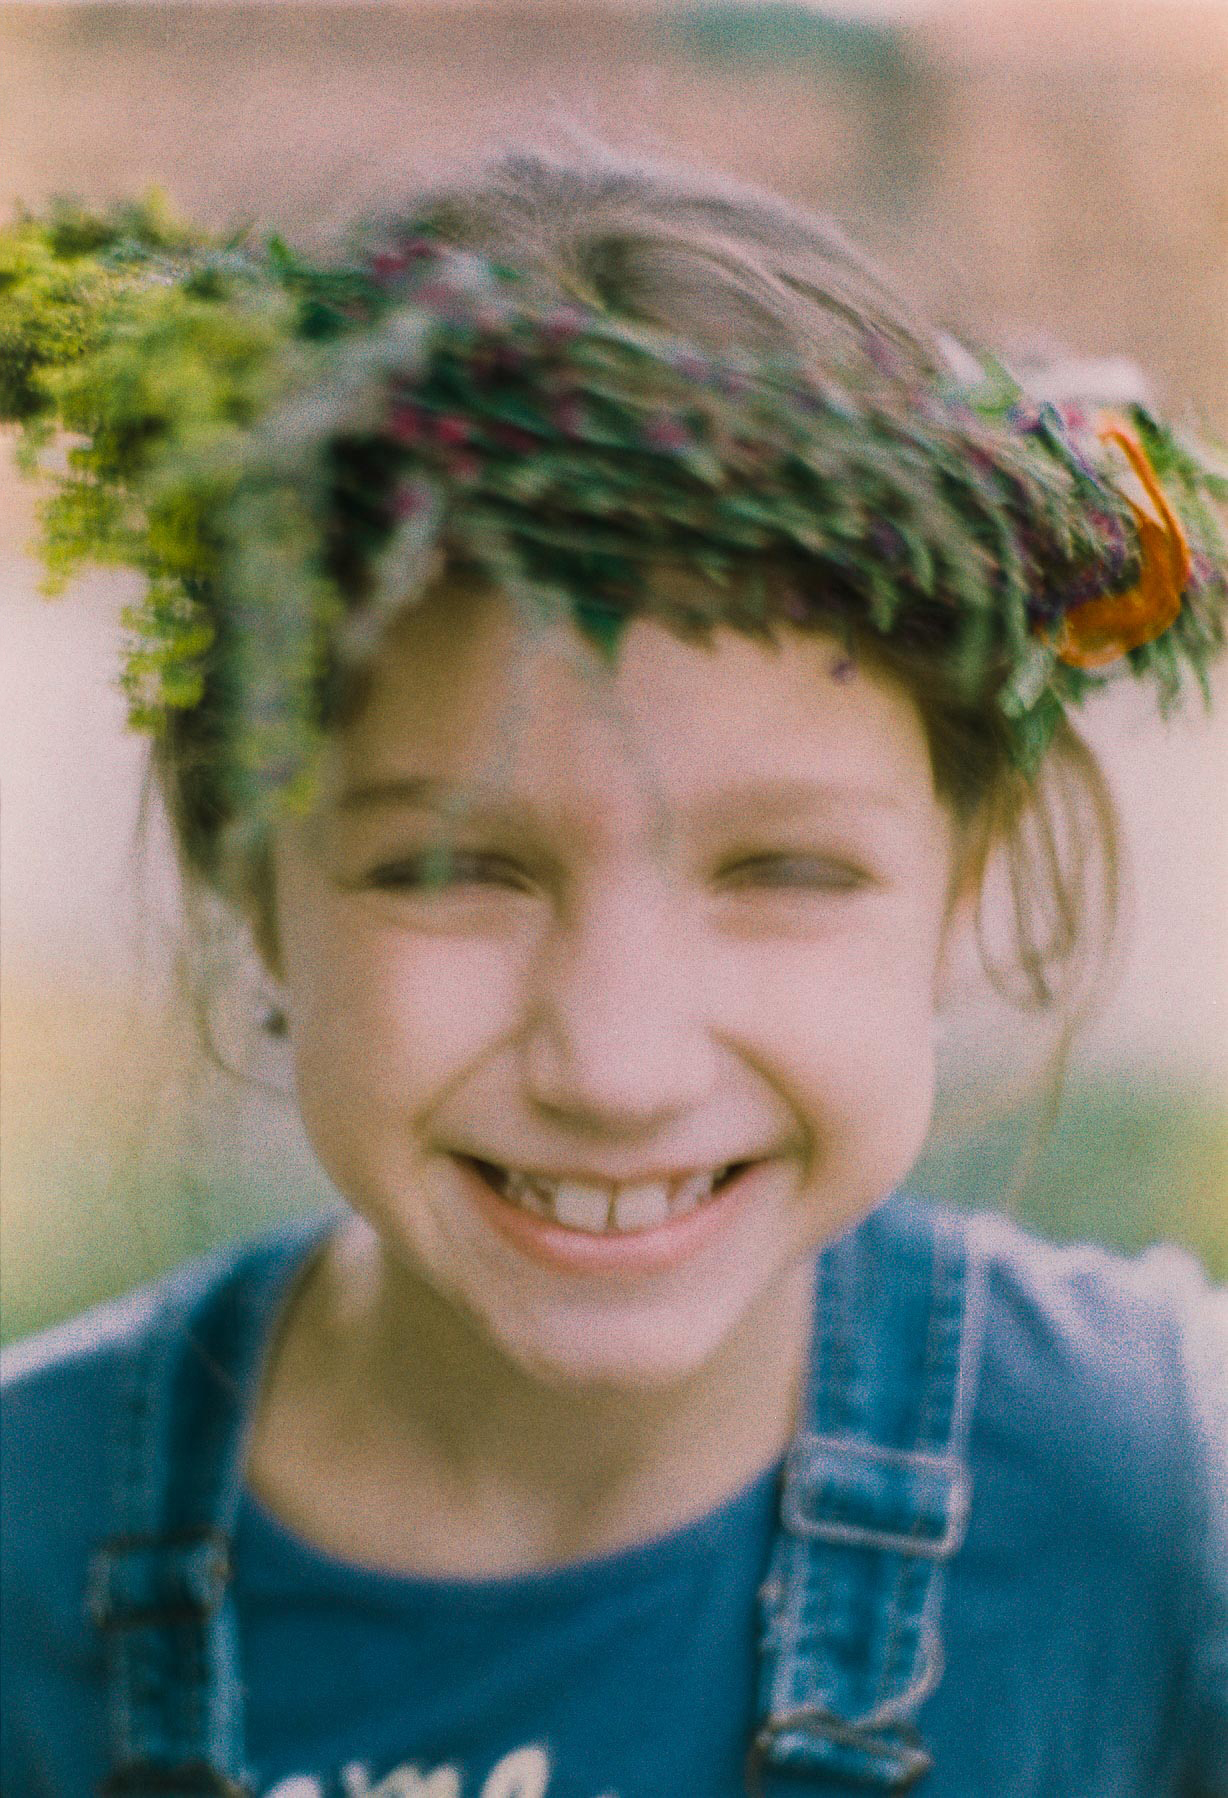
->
xmin=85 ymin=1199 xmax=986 ymax=1798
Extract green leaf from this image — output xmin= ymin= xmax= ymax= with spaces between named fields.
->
xmin=573 ymin=597 xmax=629 ymax=661
xmin=999 ymin=640 xmax=1055 ymax=718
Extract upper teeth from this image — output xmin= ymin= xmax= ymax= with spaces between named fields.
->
xmin=555 ymin=1182 xmax=615 ymax=1232
xmin=495 ymin=1166 xmax=729 ymax=1233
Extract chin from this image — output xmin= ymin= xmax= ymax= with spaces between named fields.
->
xmin=471 ymin=1272 xmax=781 ymax=1395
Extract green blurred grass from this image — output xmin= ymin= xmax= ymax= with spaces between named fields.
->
xmin=914 ymin=1074 xmax=1227 ymax=1278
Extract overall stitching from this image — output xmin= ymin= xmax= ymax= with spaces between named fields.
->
xmin=753 ymin=1206 xmax=985 ymax=1793
xmin=871 ymin=1237 xmax=963 ymax=1719
xmin=89 ymin=1221 xmax=339 ymax=1797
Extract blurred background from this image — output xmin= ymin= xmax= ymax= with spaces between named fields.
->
xmin=2 ymin=0 xmax=1226 ymax=1345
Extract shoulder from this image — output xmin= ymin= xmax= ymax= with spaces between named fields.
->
xmin=965 ymin=1205 xmax=1225 ymax=1500
xmin=1 ymin=1213 xmax=336 ymax=1585
xmin=0 ymin=1214 xmax=333 ymax=1791
xmin=839 ymin=1192 xmax=1222 ymax=1428
xmin=830 ymin=1193 xmax=1223 ymax=1537
xmin=922 ymin=1200 xmax=1227 ymax=1780
xmin=889 ymin=1199 xmax=1224 ymax=1509
xmin=1 ymin=1242 xmax=226 ymax=1485
xmin=869 ymin=1196 xmax=1219 ymax=1426
xmin=868 ymin=1195 xmax=1223 ymax=1558
xmin=1 ymin=1211 xmax=327 ymax=1408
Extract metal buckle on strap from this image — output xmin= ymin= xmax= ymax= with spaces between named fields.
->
xmin=88 ymin=1527 xmax=232 ymax=1630
xmin=745 ymin=1706 xmax=933 ymax=1795
xmin=781 ymin=1436 xmax=970 ymax=1559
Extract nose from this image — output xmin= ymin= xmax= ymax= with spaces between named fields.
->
xmin=520 ymin=878 xmax=718 ymax=1137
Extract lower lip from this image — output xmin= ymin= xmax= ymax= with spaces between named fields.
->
xmin=453 ymin=1156 xmax=771 ymax=1276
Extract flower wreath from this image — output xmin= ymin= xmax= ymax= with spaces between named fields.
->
xmin=3 ymin=198 xmax=1226 ymax=863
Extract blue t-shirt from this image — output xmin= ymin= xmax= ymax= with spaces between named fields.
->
xmin=236 ymin=1463 xmax=778 ymax=1797
xmin=3 ymin=1204 xmax=1226 ymax=1797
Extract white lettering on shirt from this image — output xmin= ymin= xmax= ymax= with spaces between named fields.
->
xmin=263 ymin=1743 xmax=617 ymax=1798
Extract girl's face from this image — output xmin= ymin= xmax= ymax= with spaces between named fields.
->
xmin=269 ymin=581 xmax=962 ymax=1389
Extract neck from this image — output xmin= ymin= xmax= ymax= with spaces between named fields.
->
xmin=257 ymin=1216 xmax=813 ymax=1575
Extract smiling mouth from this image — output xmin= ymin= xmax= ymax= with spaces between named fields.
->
xmin=461 ymin=1158 xmax=752 ymax=1235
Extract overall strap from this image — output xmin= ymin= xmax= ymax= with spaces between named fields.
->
xmin=750 ymin=1201 xmax=987 ymax=1795
xmin=86 ymin=1214 xmax=337 ymax=1798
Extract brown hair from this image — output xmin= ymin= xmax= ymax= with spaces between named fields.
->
xmin=149 ymin=125 xmax=1122 ymax=1076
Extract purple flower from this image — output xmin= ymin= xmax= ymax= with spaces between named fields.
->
xmin=490 ymin=422 xmax=539 ymax=455
xmin=1190 ymin=548 xmax=1220 ymax=592
xmin=401 ymin=235 xmax=443 ymax=263
xmin=1055 ymin=402 xmax=1089 ymax=434
xmin=369 ymin=251 xmax=412 ymax=282
xmin=541 ymin=306 xmax=586 ymax=346
xmin=434 ymin=415 xmax=471 ymax=448
xmin=670 ymin=351 xmax=712 ymax=384
xmin=388 ymin=404 xmax=427 ymax=446
xmin=863 ymin=331 xmax=900 ymax=376
xmin=643 ymin=415 xmax=691 ymax=454
xmin=550 ymin=396 xmax=587 ymax=439
xmin=445 ymin=449 xmax=482 ymax=484
xmin=870 ymin=519 xmax=905 ymax=563
xmin=1005 ymin=401 xmax=1044 ymax=434
xmin=392 ymin=481 xmax=432 ymax=520
xmin=713 ymin=369 xmax=752 ymax=399
xmin=413 ymin=280 xmax=460 ymax=311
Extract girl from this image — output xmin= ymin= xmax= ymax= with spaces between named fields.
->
xmin=1 ymin=136 xmax=1225 ymax=1798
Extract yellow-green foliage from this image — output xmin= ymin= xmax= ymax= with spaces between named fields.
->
xmin=0 ymin=193 xmax=196 ymax=425
xmin=1 ymin=198 xmax=304 ymax=725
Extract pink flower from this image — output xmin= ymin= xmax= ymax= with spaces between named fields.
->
xmin=387 ymin=405 xmax=427 ymax=445
xmin=550 ymin=397 xmax=587 ymax=439
xmin=392 ymin=481 xmax=432 ymax=520
xmin=713 ymin=369 xmax=752 ymax=399
xmin=445 ymin=450 xmax=483 ymax=484
xmin=369 ymin=251 xmax=411 ymax=282
xmin=491 ymin=423 xmax=539 ymax=455
xmin=643 ymin=416 xmax=691 ymax=453
xmin=414 ymin=280 xmax=459 ymax=310
xmin=434 ymin=416 xmax=470 ymax=448
xmin=670 ymin=352 xmax=711 ymax=383
xmin=541 ymin=306 xmax=586 ymax=345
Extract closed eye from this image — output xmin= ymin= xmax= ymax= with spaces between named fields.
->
xmin=355 ymin=850 xmax=868 ymax=897
xmin=363 ymin=850 xmax=534 ymax=893
xmin=719 ymin=855 xmax=869 ymax=891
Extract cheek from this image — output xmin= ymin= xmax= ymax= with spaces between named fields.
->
xmin=284 ymin=909 xmax=526 ymax=1131
xmin=717 ymin=924 xmax=941 ymax=1186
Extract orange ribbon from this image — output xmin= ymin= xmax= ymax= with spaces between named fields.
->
xmin=1051 ymin=421 xmax=1191 ymax=670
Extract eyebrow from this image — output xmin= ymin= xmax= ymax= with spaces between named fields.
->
xmin=333 ymin=774 xmax=909 ymax=829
